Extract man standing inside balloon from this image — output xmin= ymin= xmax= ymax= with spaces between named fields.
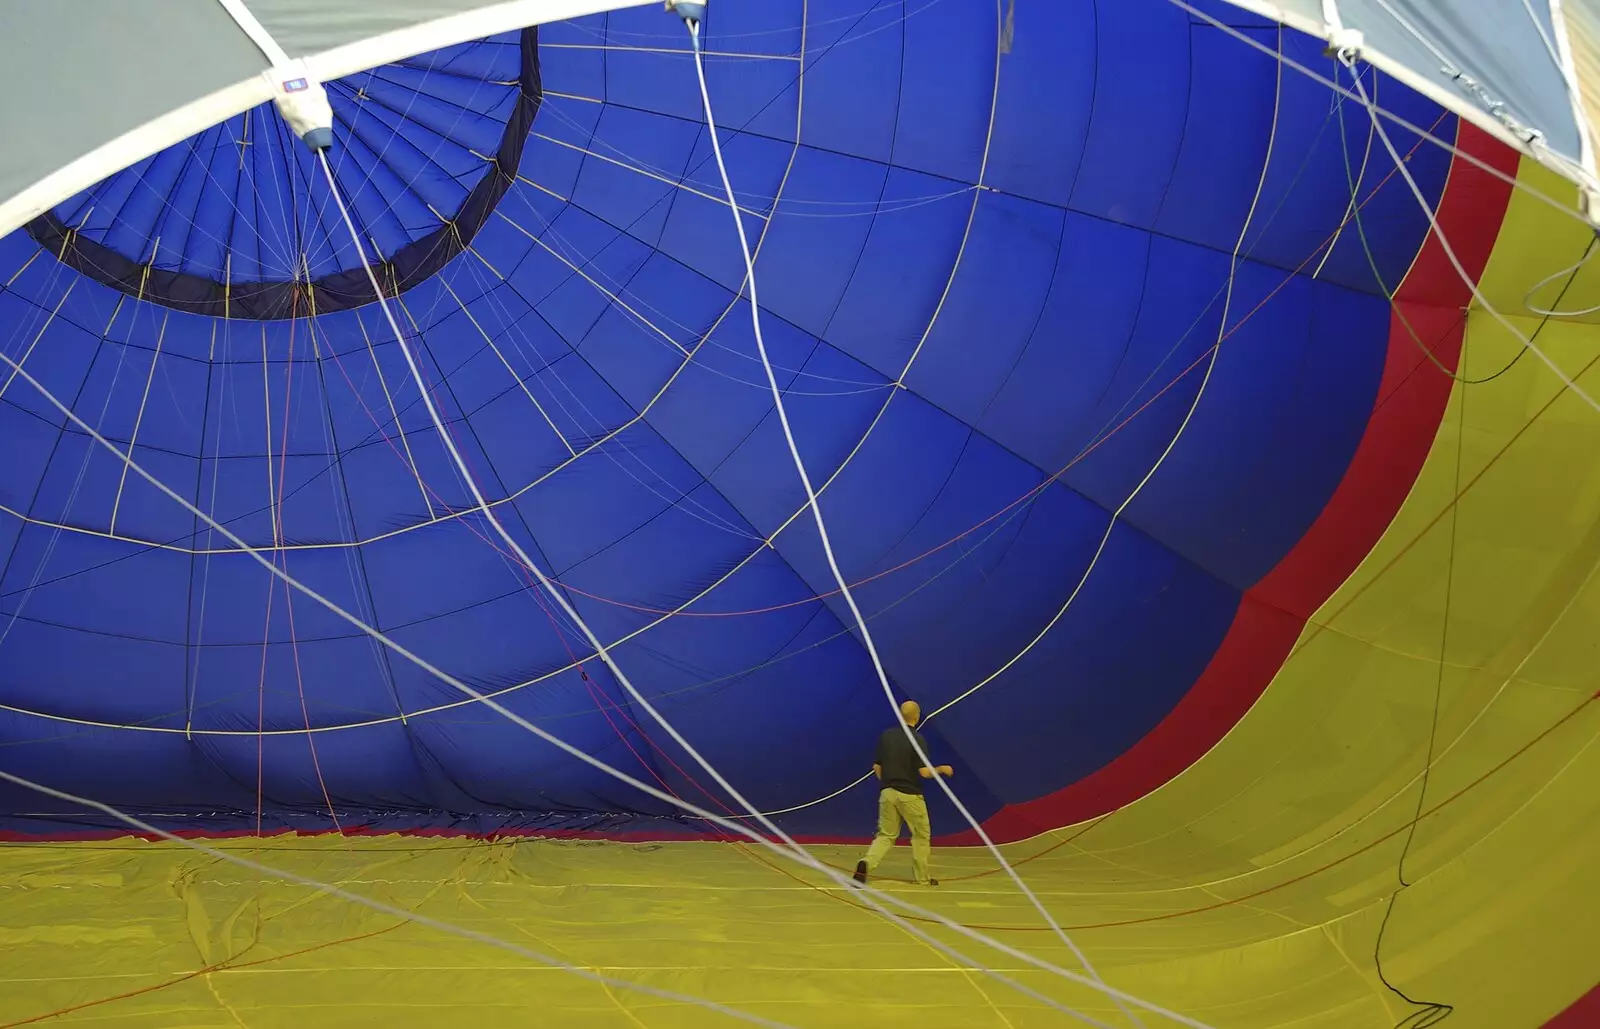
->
xmin=852 ymin=700 xmax=953 ymax=887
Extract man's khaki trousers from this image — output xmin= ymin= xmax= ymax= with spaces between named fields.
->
xmin=861 ymin=787 xmax=931 ymax=883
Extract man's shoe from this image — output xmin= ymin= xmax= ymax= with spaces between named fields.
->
xmin=852 ymin=860 xmax=868 ymax=885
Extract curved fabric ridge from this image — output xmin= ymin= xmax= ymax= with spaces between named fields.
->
xmin=0 ymin=3 xmax=1595 ymax=1028
xmin=962 ymin=120 xmax=1521 ymax=844
xmin=0 ymin=2 xmax=1464 ymax=841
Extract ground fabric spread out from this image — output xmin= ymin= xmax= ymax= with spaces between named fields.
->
xmin=0 ymin=3 xmax=1597 ymax=1027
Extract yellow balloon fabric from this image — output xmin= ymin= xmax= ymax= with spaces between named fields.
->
xmin=3 ymin=164 xmax=1599 ymax=1029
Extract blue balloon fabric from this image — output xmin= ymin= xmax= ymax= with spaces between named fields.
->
xmin=0 ymin=0 xmax=1452 ymax=838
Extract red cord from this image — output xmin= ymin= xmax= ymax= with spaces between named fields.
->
xmin=0 ymin=919 xmax=405 ymax=1028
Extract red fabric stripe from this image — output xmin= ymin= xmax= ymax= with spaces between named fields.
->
xmin=1544 ymin=983 xmax=1600 ymax=1028
xmin=961 ymin=121 xmax=1521 ymax=845
xmin=0 ymin=133 xmax=1522 ymax=854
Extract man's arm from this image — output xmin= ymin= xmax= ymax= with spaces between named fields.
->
xmin=913 ymin=733 xmax=952 ymax=778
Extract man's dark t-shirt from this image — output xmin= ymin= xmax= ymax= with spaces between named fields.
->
xmin=875 ymin=727 xmax=931 ymax=795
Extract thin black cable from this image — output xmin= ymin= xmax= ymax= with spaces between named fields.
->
xmin=1368 ymin=253 xmax=1468 ymax=1029
xmin=1334 ymin=66 xmax=1591 ymax=389
xmin=1328 ymin=54 xmax=1460 ymax=1029
xmin=1325 ymin=52 xmax=1596 ymax=1029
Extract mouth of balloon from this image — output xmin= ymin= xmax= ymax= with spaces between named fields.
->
xmin=24 ymin=29 xmax=542 ymax=322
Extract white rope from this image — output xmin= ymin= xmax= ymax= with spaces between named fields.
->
xmin=489 ymin=195 xmax=894 ymax=392
xmin=0 ymin=66 xmax=1226 ymax=1029
xmin=0 ymin=316 xmax=1190 ymax=1028
xmin=1313 ymin=65 xmax=1380 ymax=281
xmin=317 ymin=148 xmax=825 ymax=852
xmin=1521 ymin=239 xmax=1600 ymax=317
xmin=0 ymin=770 xmax=797 ymax=1029
xmin=311 ymin=142 xmax=1194 ymax=1024
xmin=1520 ymin=0 xmax=1565 ymax=76
xmin=680 ymin=14 xmax=1154 ymax=1029
xmin=0 ymin=80 xmax=1218 ymax=1029
xmin=447 ymin=249 xmax=767 ymax=539
xmin=923 ymin=20 xmax=1287 ymax=730
xmin=1163 ymin=0 xmax=1590 ymax=231
xmin=1339 ymin=53 xmax=1600 ymax=415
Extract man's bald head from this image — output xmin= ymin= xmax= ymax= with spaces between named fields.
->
xmin=899 ymin=700 xmax=921 ymax=726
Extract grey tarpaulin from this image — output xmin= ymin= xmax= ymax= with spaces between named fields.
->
xmin=0 ymin=0 xmax=650 ymax=238
xmin=1202 ymin=1 xmax=1600 ymax=204
xmin=246 ymin=0 xmax=556 ymax=60
xmin=0 ymin=0 xmax=269 ymax=238
xmin=1333 ymin=1 xmax=1584 ymax=164
xmin=0 ymin=0 xmax=1597 ymax=238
